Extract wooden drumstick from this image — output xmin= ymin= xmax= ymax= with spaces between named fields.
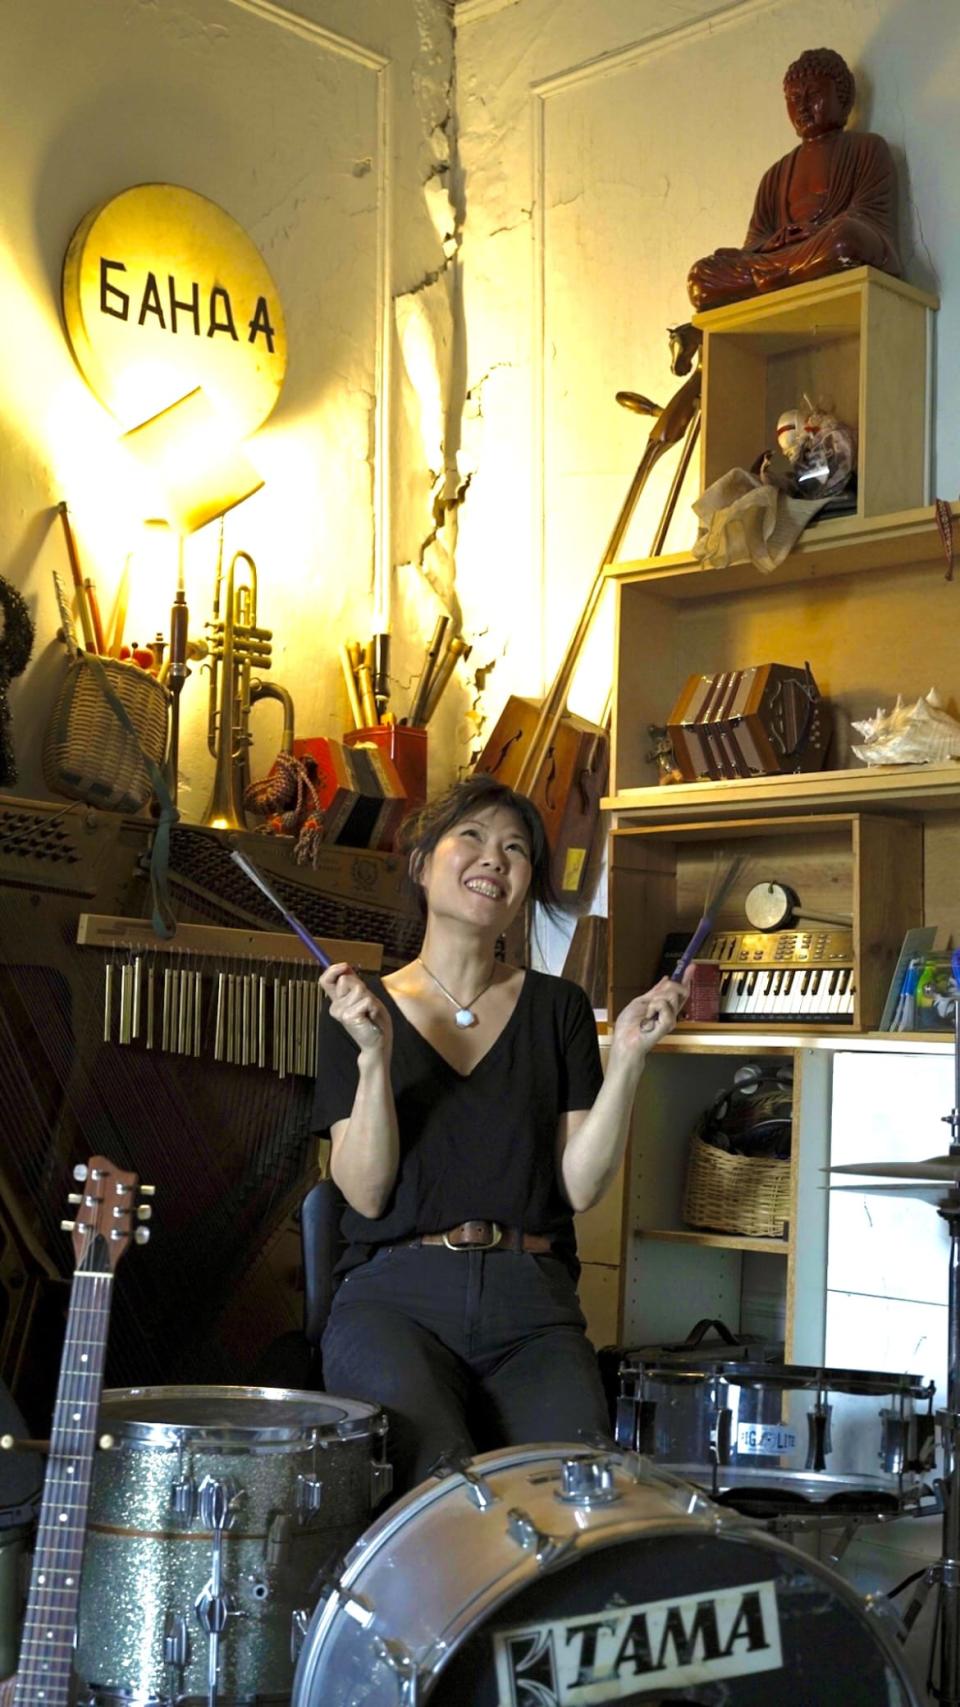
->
xmin=57 ymin=501 xmax=97 ymax=653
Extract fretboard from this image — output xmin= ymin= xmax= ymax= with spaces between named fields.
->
xmin=13 ymin=1262 xmax=113 ymax=1707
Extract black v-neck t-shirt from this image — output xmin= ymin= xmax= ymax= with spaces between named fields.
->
xmin=310 ymin=970 xmax=603 ymax=1274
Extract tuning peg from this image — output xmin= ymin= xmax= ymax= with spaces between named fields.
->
xmin=60 ymin=1220 xmax=76 ymax=1233
xmin=134 ymin=1226 xmax=151 ymax=1246
xmin=67 ymin=1193 xmax=83 ymax=1205
xmin=139 ymin=1184 xmax=157 ymax=1198
xmin=136 ymin=1204 xmax=153 ymax=1222
xmin=98 ymin=1434 xmax=116 ymax=1451
xmin=73 ymin=1164 xmax=89 ymax=1182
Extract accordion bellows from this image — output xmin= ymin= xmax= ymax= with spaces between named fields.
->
xmin=666 ymin=662 xmax=830 ymax=782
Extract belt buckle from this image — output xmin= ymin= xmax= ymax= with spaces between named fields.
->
xmin=442 ymin=1221 xmax=503 ymax=1251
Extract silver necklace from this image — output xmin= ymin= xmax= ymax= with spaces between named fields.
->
xmin=418 ymin=957 xmax=496 ymax=1028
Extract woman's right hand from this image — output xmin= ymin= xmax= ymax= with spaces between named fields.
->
xmin=321 ymin=962 xmax=393 ymax=1057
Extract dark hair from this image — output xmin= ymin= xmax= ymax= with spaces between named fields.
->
xmin=784 ymin=48 xmax=855 ymax=120
xmin=396 ymin=773 xmax=562 ymax=918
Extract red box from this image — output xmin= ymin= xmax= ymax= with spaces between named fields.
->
xmin=685 ymin=962 xmax=721 ymax=1023
xmin=345 ymin=724 xmax=427 ymax=813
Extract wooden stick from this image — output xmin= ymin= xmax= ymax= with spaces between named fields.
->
xmin=409 ymin=614 xmax=450 ymax=727
xmin=423 ymin=634 xmax=471 ymax=724
xmin=340 ymin=643 xmax=364 ymax=729
xmin=57 ymin=501 xmax=97 ymax=653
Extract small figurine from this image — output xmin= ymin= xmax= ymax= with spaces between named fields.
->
xmin=688 ymin=47 xmax=901 ymax=312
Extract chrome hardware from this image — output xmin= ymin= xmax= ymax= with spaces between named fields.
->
xmin=556 ymin=1454 xmax=621 ymax=1507
xmin=162 ymin=1612 xmax=190 ymax=1668
xmin=429 ymin=1450 xmax=496 ymax=1510
xmin=505 ymin=1506 xmax=573 ymax=1569
xmin=343 ymin=1591 xmax=375 ymax=1629
xmin=806 ymin=1400 xmax=832 ymax=1473
xmin=195 ymin=1476 xmax=239 ymax=1707
xmin=198 ymin=1476 xmax=239 ymax=1531
xmin=170 ymin=1476 xmax=198 ymax=1519
xmin=370 ymin=1457 xmax=394 ymax=1504
xmin=296 ymin=1473 xmax=323 ymax=1517
xmin=290 ymin=1607 xmax=310 ymax=1662
xmin=133 ymin=1227 xmax=151 ymax=1245
xmin=372 ymin=1634 xmax=420 ymax=1700
xmin=709 ymin=1405 xmax=733 ymax=1466
xmin=194 ymin=1585 xmax=231 ymax=1635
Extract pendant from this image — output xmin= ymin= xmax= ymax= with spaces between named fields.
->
xmin=454 ymin=1007 xmax=477 ymax=1028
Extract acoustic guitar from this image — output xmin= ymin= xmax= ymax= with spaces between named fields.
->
xmin=8 ymin=1157 xmax=151 ymax=1707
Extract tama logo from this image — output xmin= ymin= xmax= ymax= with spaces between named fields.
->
xmin=493 ymin=1578 xmax=782 ymax=1705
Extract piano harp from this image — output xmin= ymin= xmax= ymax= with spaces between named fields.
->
xmin=685 ymin=928 xmax=855 ymax=1026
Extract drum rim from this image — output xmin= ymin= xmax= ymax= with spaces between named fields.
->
xmin=97 ymin=1384 xmax=386 ymax=1445
xmin=291 ymin=1449 xmax=922 ymax=1707
xmin=624 ymin=1360 xmax=934 ymax=1397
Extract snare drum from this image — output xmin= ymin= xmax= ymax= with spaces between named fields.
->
xmin=615 ymin=1357 xmax=935 ymax=1525
xmin=291 ymin=1446 xmax=920 ymax=1705
xmin=75 ymin=1385 xmax=390 ymax=1707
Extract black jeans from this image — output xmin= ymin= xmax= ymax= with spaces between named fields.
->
xmin=321 ymin=1243 xmax=612 ymax=1494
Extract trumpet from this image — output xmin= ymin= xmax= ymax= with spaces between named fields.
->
xmin=203 ymin=550 xmax=294 ymax=831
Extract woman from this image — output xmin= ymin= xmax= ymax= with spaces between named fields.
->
xmin=312 ymin=773 xmax=687 ymax=1492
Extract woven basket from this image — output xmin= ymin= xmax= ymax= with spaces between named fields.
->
xmin=43 ymin=654 xmax=169 ymax=813
xmin=682 ymin=1134 xmax=790 ymax=1239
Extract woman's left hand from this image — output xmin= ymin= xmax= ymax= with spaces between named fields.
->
xmin=610 ymin=972 xmax=691 ymax=1065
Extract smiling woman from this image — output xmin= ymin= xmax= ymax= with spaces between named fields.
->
xmin=311 ymin=774 xmax=689 ymax=1493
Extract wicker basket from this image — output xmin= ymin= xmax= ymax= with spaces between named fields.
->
xmin=43 ymin=654 xmax=169 ymax=813
xmin=682 ymin=1134 xmax=790 ymax=1239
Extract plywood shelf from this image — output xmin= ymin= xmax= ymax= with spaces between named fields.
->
xmin=605 ymin=761 xmax=960 ymax=821
xmin=606 ymin=503 xmax=957 ymax=602
xmin=634 ymin=1227 xmax=790 ymax=1255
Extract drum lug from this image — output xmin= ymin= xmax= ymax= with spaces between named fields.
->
xmin=170 ymin=1475 xmax=198 ymax=1519
xmin=370 ymin=1457 xmax=394 ymax=1504
xmin=162 ymin=1611 xmax=191 ymax=1668
xmin=194 ymin=1584 xmax=234 ymax=1635
xmin=290 ymin=1606 xmax=310 ymax=1663
xmin=806 ymin=1402 xmax=832 ymax=1472
xmin=428 ymin=1449 xmax=497 ymax=1510
xmin=506 ymin=1506 xmax=574 ymax=1569
xmin=296 ymin=1473 xmax=324 ymax=1518
xmin=556 ymin=1454 xmax=622 ymax=1507
xmin=708 ymin=1406 xmax=732 ymax=1466
xmin=372 ymin=1634 xmax=420 ymax=1703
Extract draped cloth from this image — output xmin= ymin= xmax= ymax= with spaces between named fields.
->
xmin=743 ymin=130 xmax=901 ymax=276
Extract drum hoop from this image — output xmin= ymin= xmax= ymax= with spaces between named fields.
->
xmin=98 ymin=1384 xmax=386 ymax=1448
xmin=293 ymin=1456 xmax=919 ymax=1707
xmin=630 ymin=1361 xmax=933 ymax=1398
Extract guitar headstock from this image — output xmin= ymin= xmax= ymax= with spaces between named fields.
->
xmin=62 ymin=1155 xmax=154 ymax=1272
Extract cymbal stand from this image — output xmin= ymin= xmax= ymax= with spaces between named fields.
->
xmin=901 ymin=987 xmax=960 ymax=1703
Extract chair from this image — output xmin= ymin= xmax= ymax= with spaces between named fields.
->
xmin=246 ymin=1175 xmax=346 ymax=1391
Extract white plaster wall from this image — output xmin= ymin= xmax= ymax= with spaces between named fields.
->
xmin=456 ymin=0 xmax=960 ymax=735
xmin=1 ymin=0 xmax=457 ymax=810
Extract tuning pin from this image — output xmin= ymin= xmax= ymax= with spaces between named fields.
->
xmin=136 ymin=1204 xmax=153 ymax=1222
xmin=139 ymin=1184 xmax=157 ymax=1198
xmin=73 ymin=1164 xmax=89 ymax=1182
xmin=134 ymin=1226 xmax=151 ymax=1246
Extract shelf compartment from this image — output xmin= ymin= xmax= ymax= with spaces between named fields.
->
xmin=693 ymin=267 xmax=937 ymax=522
xmin=635 ymin=1228 xmax=789 ymax=1255
xmin=608 ymin=812 xmax=922 ymax=1034
xmin=609 ymin=533 xmax=960 ymax=800
xmin=606 ymin=761 xmax=960 ymax=821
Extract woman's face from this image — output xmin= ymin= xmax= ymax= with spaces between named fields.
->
xmin=418 ymin=804 xmax=534 ymax=931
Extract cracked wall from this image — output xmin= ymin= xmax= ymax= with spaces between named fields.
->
xmin=1 ymin=0 xmax=457 ymax=804
xmin=455 ymin=0 xmax=960 ymax=747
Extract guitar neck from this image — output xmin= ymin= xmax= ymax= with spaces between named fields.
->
xmin=14 ymin=1258 xmax=113 ymax=1707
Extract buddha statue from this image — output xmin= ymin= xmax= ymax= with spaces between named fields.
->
xmin=688 ymin=47 xmax=901 ymax=313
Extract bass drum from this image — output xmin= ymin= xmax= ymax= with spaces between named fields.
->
xmin=292 ymin=1446 xmax=919 ymax=1707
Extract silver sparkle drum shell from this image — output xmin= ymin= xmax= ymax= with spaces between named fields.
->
xmin=291 ymin=1445 xmax=920 ymax=1707
xmin=75 ymin=1385 xmax=387 ymax=1707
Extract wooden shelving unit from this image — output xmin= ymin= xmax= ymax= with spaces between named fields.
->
xmin=607 ymin=269 xmax=952 ymax=1361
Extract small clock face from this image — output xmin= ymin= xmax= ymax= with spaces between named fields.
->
xmin=745 ymin=880 xmax=795 ymax=931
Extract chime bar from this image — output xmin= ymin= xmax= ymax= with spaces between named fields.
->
xmin=76 ymin=913 xmax=383 ymax=971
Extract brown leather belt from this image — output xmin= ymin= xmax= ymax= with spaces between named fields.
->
xmin=414 ymin=1220 xmax=552 ymax=1253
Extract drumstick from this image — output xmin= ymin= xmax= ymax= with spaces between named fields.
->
xmin=229 ymin=851 xmax=332 ymax=969
xmin=57 ymin=501 xmax=97 ymax=652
